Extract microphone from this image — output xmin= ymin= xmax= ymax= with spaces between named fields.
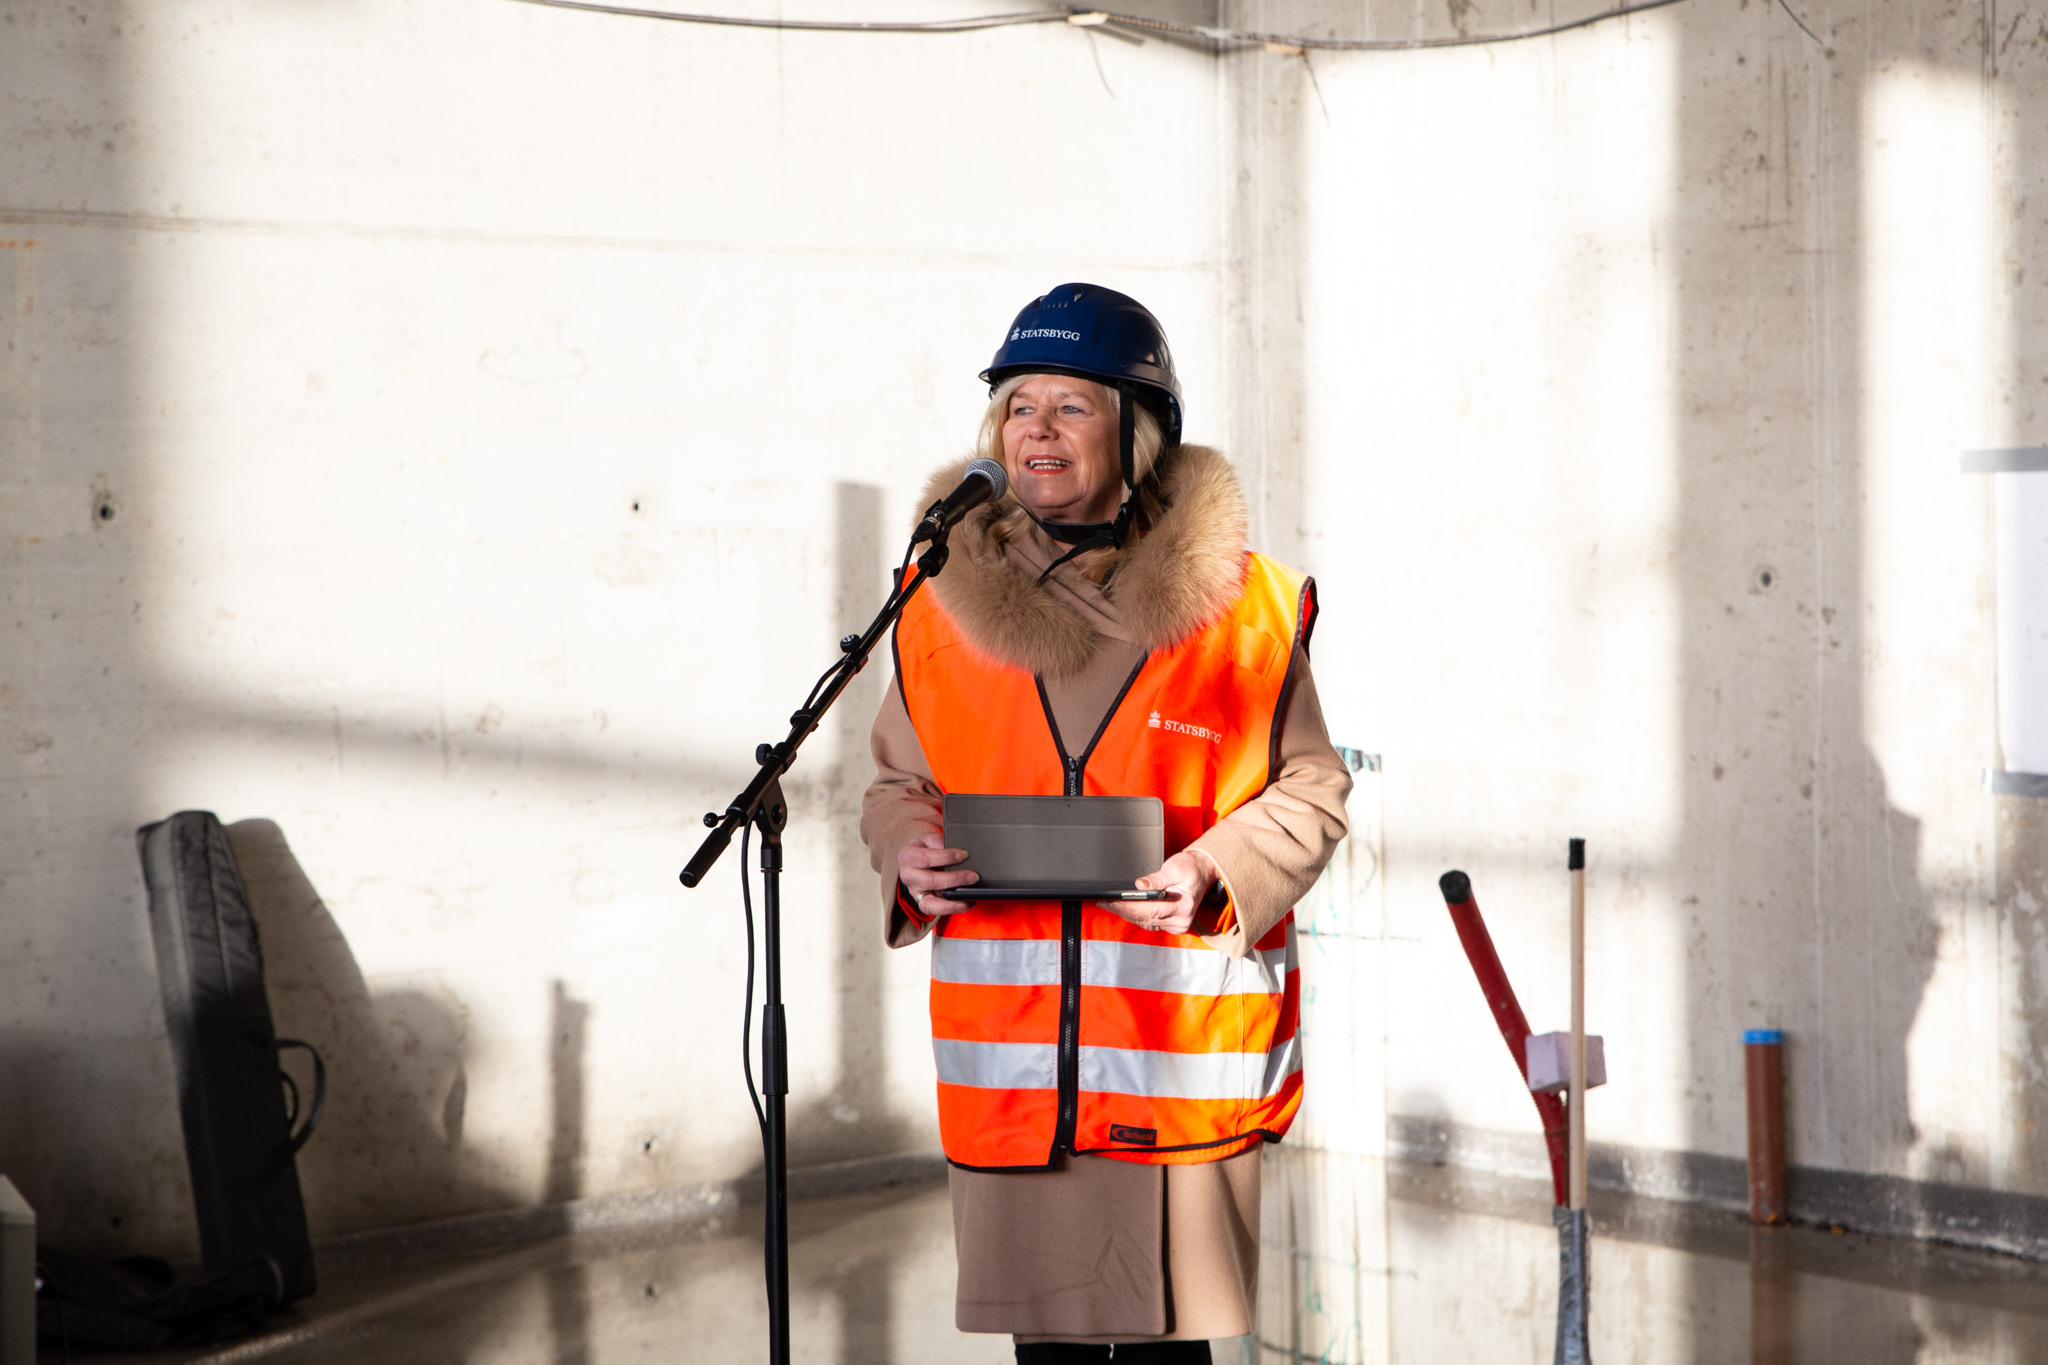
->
xmin=912 ymin=458 xmax=1008 ymax=543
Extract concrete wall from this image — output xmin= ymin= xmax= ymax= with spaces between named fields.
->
xmin=5 ymin=0 xmax=2045 ymax=1272
xmin=0 ymin=0 xmax=1226 ymax=1257
xmin=1223 ymin=0 xmax=2048 ymax=1234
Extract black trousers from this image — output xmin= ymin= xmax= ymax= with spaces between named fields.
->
xmin=1015 ymin=1342 xmax=1213 ymax=1364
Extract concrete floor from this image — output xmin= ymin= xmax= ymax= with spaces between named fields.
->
xmin=72 ymin=1153 xmax=2048 ymax=1364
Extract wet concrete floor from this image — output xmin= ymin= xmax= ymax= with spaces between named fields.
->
xmin=84 ymin=1153 xmax=2048 ymax=1364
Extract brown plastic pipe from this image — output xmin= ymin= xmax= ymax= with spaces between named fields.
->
xmin=1745 ymin=1029 xmax=1787 ymax=1225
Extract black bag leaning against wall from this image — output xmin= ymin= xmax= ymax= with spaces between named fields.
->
xmin=137 ymin=810 xmax=324 ymax=1306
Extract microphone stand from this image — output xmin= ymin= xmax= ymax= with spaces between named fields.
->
xmin=679 ymin=524 xmax=954 ymax=1365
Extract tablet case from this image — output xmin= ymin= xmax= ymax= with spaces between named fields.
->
xmin=138 ymin=811 xmax=321 ymax=1305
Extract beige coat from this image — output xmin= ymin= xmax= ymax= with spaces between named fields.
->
xmin=861 ymin=444 xmax=1352 ymax=1342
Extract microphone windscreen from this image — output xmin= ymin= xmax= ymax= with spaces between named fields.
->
xmin=964 ymin=457 xmax=1008 ymax=500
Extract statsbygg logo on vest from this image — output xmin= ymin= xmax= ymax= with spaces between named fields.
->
xmin=1148 ymin=710 xmax=1222 ymax=744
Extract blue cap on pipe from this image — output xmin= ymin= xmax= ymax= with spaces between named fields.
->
xmin=1744 ymin=1028 xmax=1783 ymax=1045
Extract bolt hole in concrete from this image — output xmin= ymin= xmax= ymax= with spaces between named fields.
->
xmin=72 ymin=1154 xmax=2048 ymax=1363
xmin=89 ymin=475 xmax=117 ymax=525
xmin=1754 ymin=566 xmax=1775 ymax=591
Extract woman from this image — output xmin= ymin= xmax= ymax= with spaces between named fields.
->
xmin=861 ymin=284 xmax=1351 ymax=1362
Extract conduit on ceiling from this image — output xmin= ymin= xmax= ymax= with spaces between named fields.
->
xmin=503 ymin=0 xmax=1699 ymax=52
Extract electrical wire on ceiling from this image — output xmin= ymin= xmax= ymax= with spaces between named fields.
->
xmin=505 ymin=0 xmax=1696 ymax=51
xmin=1093 ymin=1 xmax=1691 ymax=48
xmin=503 ymin=3 xmax=1067 ymax=31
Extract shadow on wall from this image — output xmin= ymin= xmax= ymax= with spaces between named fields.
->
xmin=810 ymin=480 xmax=923 ymax=1167
xmin=1668 ymin=0 xmax=1958 ymax=1360
xmin=690 ymin=479 xmax=908 ymax=1359
xmin=1223 ymin=26 xmax=1311 ymax=567
xmin=760 ymin=479 xmax=925 ymax=1171
xmin=1997 ymin=0 xmax=2048 ymax=1209
xmin=0 ymin=1031 xmax=187 ymax=1261
xmin=224 ymin=820 xmax=522 ymax=1238
xmin=545 ymin=978 xmax=592 ymax=1365
xmin=0 ymin=1 xmax=169 ymax=1262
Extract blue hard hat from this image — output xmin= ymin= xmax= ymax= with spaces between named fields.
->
xmin=981 ymin=283 xmax=1183 ymax=446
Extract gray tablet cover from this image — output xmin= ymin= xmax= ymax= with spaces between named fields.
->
xmin=942 ymin=793 xmax=1164 ymax=894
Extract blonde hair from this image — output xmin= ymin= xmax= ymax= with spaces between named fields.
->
xmin=976 ymin=372 xmax=1169 ymax=580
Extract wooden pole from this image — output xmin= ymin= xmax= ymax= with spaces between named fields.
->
xmin=1568 ymin=837 xmax=1587 ymax=1211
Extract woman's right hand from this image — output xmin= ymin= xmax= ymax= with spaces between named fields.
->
xmin=899 ymin=830 xmax=978 ymax=917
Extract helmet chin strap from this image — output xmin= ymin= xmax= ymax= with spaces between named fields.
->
xmin=1118 ymin=380 xmax=1136 ymax=488
xmin=1028 ymin=382 xmax=1139 ymax=584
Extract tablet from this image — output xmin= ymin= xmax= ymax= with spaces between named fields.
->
xmin=937 ymin=793 xmax=1169 ymax=901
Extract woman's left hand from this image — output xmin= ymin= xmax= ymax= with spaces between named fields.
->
xmin=1105 ymin=847 xmax=1221 ymax=935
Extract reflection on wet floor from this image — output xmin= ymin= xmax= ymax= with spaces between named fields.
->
xmin=1251 ymin=1149 xmax=2048 ymax=1365
xmin=110 ymin=1152 xmax=2048 ymax=1364
xmin=120 ymin=1179 xmax=1012 ymax=1365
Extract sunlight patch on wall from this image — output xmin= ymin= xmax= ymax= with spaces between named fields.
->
xmin=1860 ymin=64 xmax=1995 ymax=842
xmin=1862 ymin=63 xmax=2004 ymax=1189
xmin=1295 ymin=24 xmax=1684 ymax=858
xmin=1288 ymin=18 xmax=1690 ymax=1155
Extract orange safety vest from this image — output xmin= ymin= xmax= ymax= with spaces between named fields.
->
xmin=894 ymin=550 xmax=1316 ymax=1170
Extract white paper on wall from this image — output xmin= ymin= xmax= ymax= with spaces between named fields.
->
xmin=1996 ymin=471 xmax=2048 ymax=775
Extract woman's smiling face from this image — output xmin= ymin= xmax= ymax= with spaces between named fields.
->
xmin=1000 ymin=374 xmax=1123 ymax=524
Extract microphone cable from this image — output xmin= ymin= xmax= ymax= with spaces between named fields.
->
xmin=738 ymin=824 xmax=765 ymax=1135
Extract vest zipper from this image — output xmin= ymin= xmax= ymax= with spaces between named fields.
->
xmin=1055 ymin=759 xmax=1083 ymax=1151
xmin=1055 ymin=897 xmax=1082 ymax=1153
xmin=1037 ymin=661 xmax=1148 ymax=1161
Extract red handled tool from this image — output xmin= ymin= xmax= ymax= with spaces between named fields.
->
xmin=1437 ymin=868 xmax=1570 ymax=1207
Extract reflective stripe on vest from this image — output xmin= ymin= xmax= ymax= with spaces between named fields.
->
xmin=933 ymin=921 xmax=1297 ymax=997
xmin=897 ymin=550 xmax=1315 ymax=1168
xmin=935 ymin=1034 xmax=1303 ymax=1101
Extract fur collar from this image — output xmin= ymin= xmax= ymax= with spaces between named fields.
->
xmin=913 ymin=444 xmax=1249 ymax=679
